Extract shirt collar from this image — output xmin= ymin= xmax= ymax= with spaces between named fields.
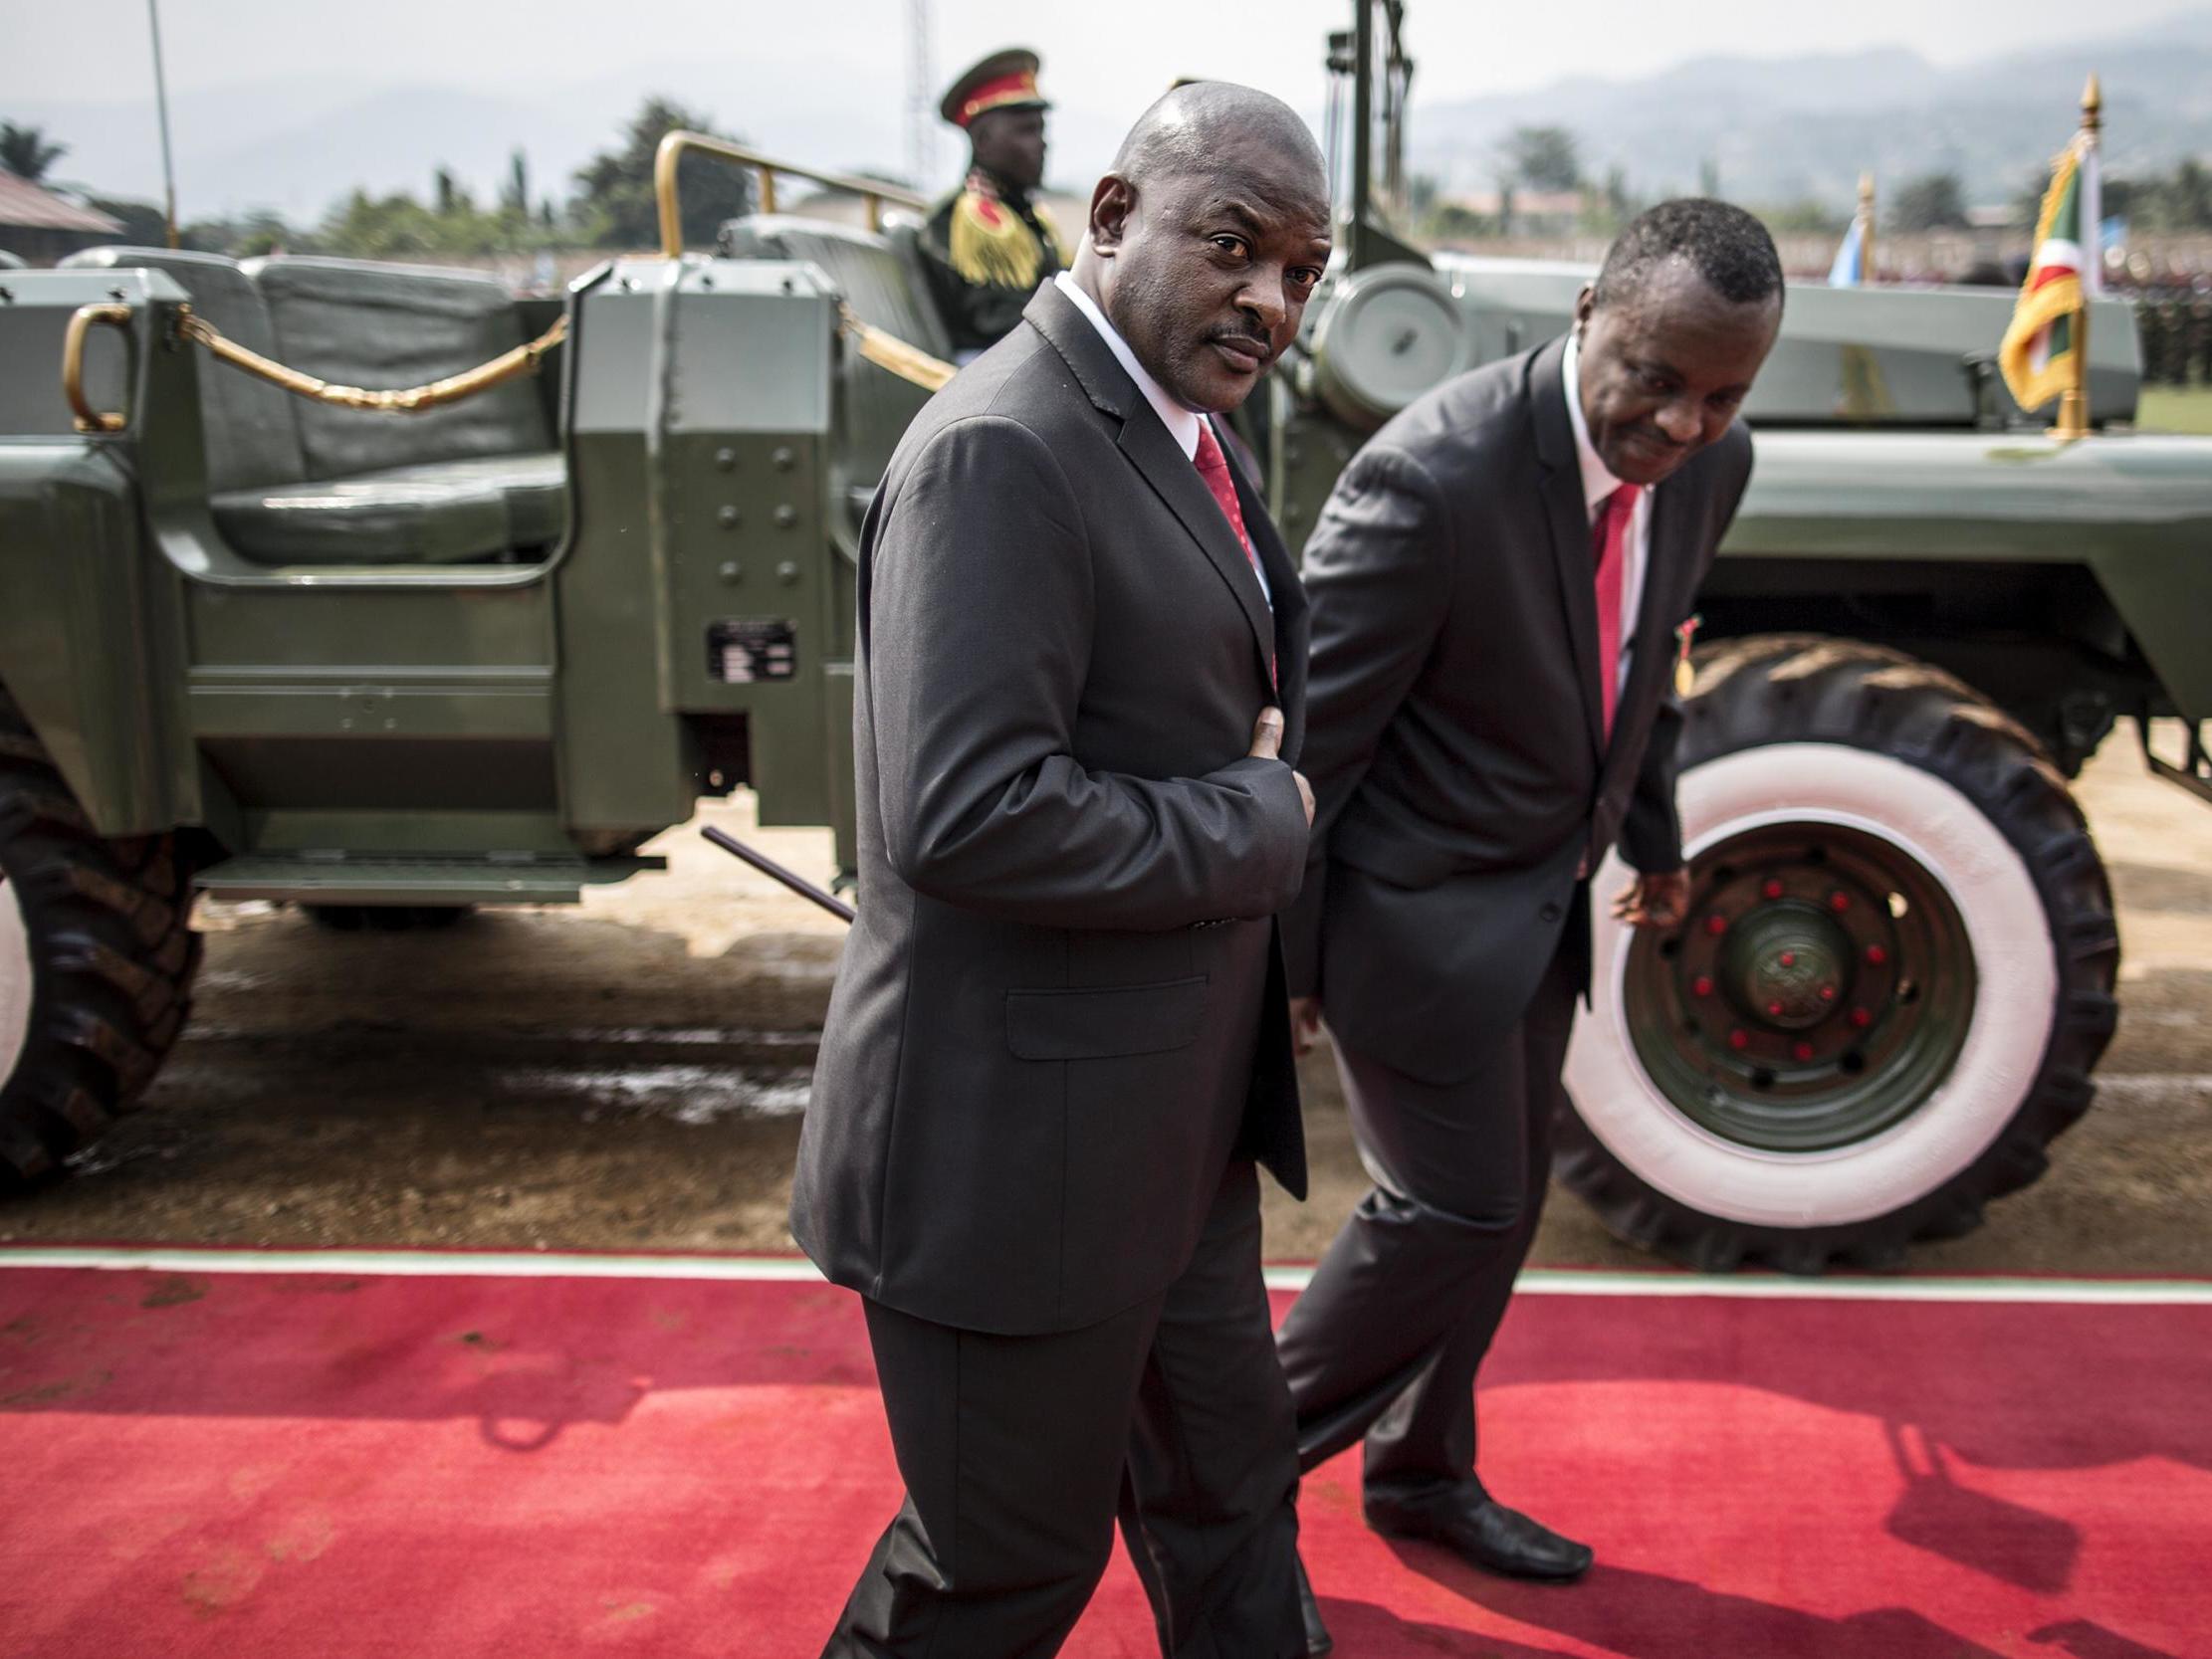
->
xmin=1563 ymin=328 xmax=1637 ymax=518
xmin=1054 ymin=272 xmax=1202 ymax=462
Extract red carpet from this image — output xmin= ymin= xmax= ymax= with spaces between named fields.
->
xmin=0 ymin=1252 xmax=2206 ymax=1659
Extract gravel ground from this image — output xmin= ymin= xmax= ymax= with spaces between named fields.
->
xmin=3 ymin=732 xmax=2207 ymax=1277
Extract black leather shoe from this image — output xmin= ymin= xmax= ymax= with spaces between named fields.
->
xmin=1295 ymin=1552 xmax=1333 ymax=1655
xmin=1365 ymin=1485 xmax=1594 ymax=1581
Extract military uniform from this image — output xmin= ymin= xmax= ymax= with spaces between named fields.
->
xmin=917 ymin=50 xmax=1067 ymax=358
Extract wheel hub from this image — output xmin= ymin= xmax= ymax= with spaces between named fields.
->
xmin=1721 ymin=902 xmax=1849 ymax=1031
xmin=1625 ymin=823 xmax=1976 ymax=1153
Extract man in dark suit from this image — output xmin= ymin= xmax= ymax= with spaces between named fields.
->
xmin=1275 ymin=201 xmax=1786 ymax=1585
xmin=794 ymin=82 xmax=1334 ymax=1658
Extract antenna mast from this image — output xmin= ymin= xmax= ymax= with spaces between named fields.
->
xmin=906 ymin=0 xmax=936 ymax=191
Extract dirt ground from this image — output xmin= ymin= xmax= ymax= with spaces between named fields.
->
xmin=3 ymin=729 xmax=2208 ymax=1277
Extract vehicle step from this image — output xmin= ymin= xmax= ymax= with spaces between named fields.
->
xmin=192 ymin=853 xmax=666 ymax=906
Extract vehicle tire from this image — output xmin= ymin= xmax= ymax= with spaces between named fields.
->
xmin=302 ymin=905 xmax=473 ymax=932
xmin=0 ymin=691 xmax=202 ymax=1185
xmin=1557 ymin=636 xmax=2119 ymax=1273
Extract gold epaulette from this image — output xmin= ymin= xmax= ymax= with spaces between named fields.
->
xmin=948 ymin=190 xmax=1051 ymax=290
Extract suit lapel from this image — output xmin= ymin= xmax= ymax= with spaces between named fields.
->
xmin=1120 ymin=414 xmax=1276 ymax=679
xmin=1225 ymin=429 xmax=1310 ymax=756
xmin=1529 ymin=337 xmax=1607 ymax=762
xmin=1024 ymin=285 xmax=1277 ymax=690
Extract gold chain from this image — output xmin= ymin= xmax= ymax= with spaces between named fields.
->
xmin=176 ymin=307 xmax=568 ymax=413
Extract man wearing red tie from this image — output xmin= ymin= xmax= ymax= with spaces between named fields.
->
xmin=1275 ymin=201 xmax=1785 ymax=1596
xmin=798 ymin=82 xmax=1333 ymax=1657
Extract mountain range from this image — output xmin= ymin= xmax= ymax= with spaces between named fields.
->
xmin=11 ymin=11 xmax=2212 ymax=226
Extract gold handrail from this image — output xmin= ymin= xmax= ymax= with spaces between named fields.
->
xmin=62 ymin=303 xmax=135 ymax=433
xmin=653 ymin=130 xmax=929 ymax=256
xmin=176 ymin=306 xmax=568 ymax=413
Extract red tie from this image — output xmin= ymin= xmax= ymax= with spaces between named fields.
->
xmin=1194 ymin=422 xmax=1274 ymax=687
xmin=1593 ymin=484 xmax=1637 ymax=740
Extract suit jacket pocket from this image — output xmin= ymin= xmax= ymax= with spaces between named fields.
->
xmin=1004 ymin=976 xmax=1212 ymax=1062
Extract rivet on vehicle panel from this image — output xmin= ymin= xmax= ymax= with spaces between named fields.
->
xmin=773 ymin=447 xmax=795 ymax=471
xmin=774 ymin=504 xmax=798 ymax=527
xmin=719 ymin=505 xmax=741 ymax=529
xmin=719 ymin=561 xmax=743 ymax=584
xmin=715 ymin=447 xmax=738 ymax=472
xmin=776 ymin=561 xmax=799 ymax=584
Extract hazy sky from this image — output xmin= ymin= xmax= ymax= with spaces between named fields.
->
xmin=7 ymin=0 xmax=2191 ymax=110
xmin=3 ymin=0 xmax=2195 ymax=215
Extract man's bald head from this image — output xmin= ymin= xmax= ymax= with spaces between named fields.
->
xmin=1110 ymin=82 xmax=1326 ymax=197
xmin=1075 ymin=82 xmax=1333 ymax=413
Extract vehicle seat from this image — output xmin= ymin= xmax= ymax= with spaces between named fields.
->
xmin=718 ymin=214 xmax=945 ymax=519
xmin=63 ymin=249 xmax=567 ymax=567
xmin=62 ymin=246 xmax=309 ymax=497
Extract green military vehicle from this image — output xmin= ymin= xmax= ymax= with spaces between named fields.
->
xmin=2 ymin=2 xmax=2208 ymax=1273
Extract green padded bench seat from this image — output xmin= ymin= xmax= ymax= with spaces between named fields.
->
xmin=62 ymin=247 xmax=566 ymax=568
xmin=212 ymin=452 xmax=565 ymax=566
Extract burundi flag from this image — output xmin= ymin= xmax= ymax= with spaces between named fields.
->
xmin=1999 ymin=128 xmax=2102 ymax=413
xmin=1828 ymin=214 xmax=1867 ymax=287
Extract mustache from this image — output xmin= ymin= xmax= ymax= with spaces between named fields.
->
xmin=1207 ymin=325 xmax=1274 ymax=354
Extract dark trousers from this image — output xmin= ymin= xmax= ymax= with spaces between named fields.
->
xmin=1275 ymin=934 xmax=1581 ymax=1497
xmin=821 ymin=1158 xmax=1305 ymax=1659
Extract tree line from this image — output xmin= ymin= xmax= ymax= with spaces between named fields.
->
xmin=0 ymin=99 xmax=757 ymax=260
xmin=1404 ymin=122 xmax=2212 ymax=244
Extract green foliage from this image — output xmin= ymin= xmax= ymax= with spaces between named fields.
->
xmin=569 ymin=96 xmax=754 ymax=251
xmin=180 ymin=210 xmax=307 ymax=258
xmin=0 ymin=121 xmax=66 ymax=183
xmin=1889 ymin=172 xmax=1969 ymax=232
xmin=1504 ymin=125 xmax=1581 ymax=192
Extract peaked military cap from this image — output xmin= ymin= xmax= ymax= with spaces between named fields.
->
xmin=940 ymin=48 xmax=1050 ymax=128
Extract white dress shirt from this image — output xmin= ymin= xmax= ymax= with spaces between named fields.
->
xmin=1562 ymin=328 xmax=1648 ymax=696
xmin=1054 ymin=271 xmax=1270 ymax=606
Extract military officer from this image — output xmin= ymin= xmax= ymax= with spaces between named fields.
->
xmin=919 ymin=48 xmax=1068 ymax=361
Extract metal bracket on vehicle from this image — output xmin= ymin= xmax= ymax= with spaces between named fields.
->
xmin=2139 ymin=717 xmax=2212 ymax=807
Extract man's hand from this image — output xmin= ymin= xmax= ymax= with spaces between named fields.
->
xmin=1249 ymin=707 xmax=1315 ymax=826
xmin=1612 ymin=868 xmax=1692 ymax=930
xmin=1288 ymin=995 xmax=1325 ymax=1058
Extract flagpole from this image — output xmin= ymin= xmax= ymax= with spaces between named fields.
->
xmin=1859 ymin=171 xmax=1876 ymax=285
xmin=2053 ymin=73 xmax=2100 ymax=442
xmin=147 ymin=0 xmax=181 ymax=250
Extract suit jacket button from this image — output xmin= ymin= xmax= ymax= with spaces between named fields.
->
xmin=1540 ymin=902 xmax=1563 ymax=924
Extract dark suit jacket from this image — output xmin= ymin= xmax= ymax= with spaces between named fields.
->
xmin=1280 ymin=335 xmax=1753 ymax=1085
xmin=793 ymin=282 xmax=1312 ymax=1337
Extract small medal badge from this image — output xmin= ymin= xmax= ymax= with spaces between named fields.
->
xmin=1674 ymin=613 xmax=1702 ymax=697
